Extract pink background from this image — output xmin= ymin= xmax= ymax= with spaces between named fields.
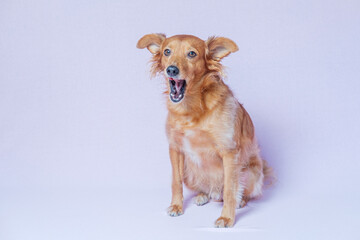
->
xmin=1 ymin=0 xmax=359 ymax=239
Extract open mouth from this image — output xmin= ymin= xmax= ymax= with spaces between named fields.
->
xmin=169 ymin=78 xmax=186 ymax=103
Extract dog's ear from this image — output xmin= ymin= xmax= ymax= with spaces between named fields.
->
xmin=136 ymin=33 xmax=166 ymax=54
xmin=206 ymin=36 xmax=239 ymax=61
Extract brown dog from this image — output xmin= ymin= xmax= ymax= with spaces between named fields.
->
xmin=137 ymin=34 xmax=271 ymax=227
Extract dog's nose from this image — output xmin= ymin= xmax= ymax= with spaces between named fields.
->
xmin=166 ymin=65 xmax=179 ymax=77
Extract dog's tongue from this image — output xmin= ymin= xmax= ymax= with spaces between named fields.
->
xmin=174 ymin=79 xmax=184 ymax=93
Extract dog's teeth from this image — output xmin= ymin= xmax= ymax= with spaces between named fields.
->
xmin=179 ymin=94 xmax=182 ymax=98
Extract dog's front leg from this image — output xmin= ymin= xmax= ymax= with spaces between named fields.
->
xmin=215 ymin=151 xmax=240 ymax=227
xmin=167 ymin=147 xmax=184 ymax=216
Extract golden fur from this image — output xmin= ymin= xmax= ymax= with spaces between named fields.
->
xmin=137 ymin=34 xmax=272 ymax=227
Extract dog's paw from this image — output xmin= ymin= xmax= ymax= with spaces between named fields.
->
xmin=237 ymin=197 xmax=249 ymax=209
xmin=214 ymin=217 xmax=234 ymax=228
xmin=194 ymin=193 xmax=209 ymax=206
xmin=210 ymin=192 xmax=222 ymax=201
xmin=167 ymin=204 xmax=183 ymax=217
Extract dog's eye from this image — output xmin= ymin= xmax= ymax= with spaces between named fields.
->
xmin=164 ymin=49 xmax=171 ymax=56
xmin=188 ymin=51 xmax=197 ymax=58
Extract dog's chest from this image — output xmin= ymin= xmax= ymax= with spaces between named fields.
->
xmin=171 ymin=128 xmax=217 ymax=166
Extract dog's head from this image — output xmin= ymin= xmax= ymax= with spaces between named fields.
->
xmin=137 ymin=34 xmax=238 ymax=104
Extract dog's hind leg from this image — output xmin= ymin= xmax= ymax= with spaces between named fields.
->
xmin=242 ymin=154 xmax=264 ymax=204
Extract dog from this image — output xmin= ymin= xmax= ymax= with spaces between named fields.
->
xmin=137 ymin=34 xmax=272 ymax=227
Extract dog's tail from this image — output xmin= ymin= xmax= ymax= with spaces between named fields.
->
xmin=262 ymin=159 xmax=276 ymax=188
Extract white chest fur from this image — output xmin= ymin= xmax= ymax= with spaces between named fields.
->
xmin=182 ymin=130 xmax=202 ymax=166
